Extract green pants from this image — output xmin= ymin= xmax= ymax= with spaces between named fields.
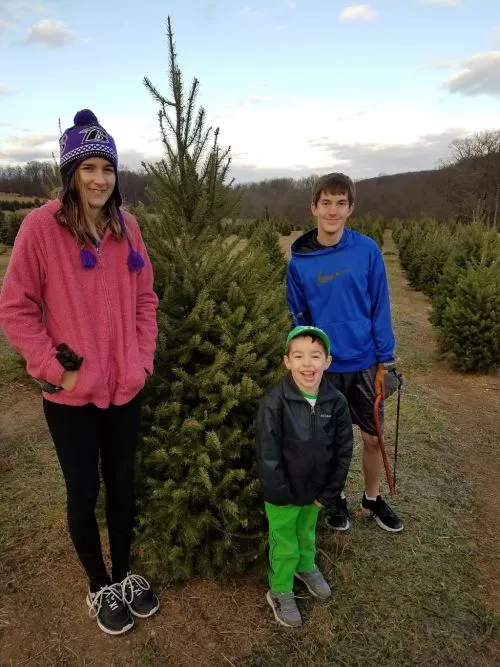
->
xmin=265 ymin=502 xmax=320 ymax=593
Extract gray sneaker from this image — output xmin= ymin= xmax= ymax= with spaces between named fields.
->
xmin=266 ymin=591 xmax=302 ymax=627
xmin=295 ymin=566 xmax=331 ymax=600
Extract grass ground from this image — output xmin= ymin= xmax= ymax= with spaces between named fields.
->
xmin=0 ymin=231 xmax=499 ymax=666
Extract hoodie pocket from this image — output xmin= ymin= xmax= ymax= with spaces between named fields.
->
xmin=321 ymin=319 xmax=373 ymax=361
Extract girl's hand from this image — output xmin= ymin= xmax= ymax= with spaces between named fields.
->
xmin=314 ymin=500 xmax=323 ymax=508
xmin=60 ymin=370 xmax=79 ymax=391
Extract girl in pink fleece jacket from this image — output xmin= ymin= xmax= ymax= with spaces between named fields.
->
xmin=0 ymin=109 xmax=160 ymax=636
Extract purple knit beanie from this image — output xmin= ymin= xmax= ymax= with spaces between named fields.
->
xmin=59 ymin=109 xmax=144 ymax=272
xmin=59 ymin=109 xmax=122 ymax=206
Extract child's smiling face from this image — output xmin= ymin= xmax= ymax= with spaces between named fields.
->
xmin=284 ymin=335 xmax=332 ymax=394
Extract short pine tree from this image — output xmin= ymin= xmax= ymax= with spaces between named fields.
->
xmin=251 ymin=221 xmax=288 ymax=283
xmin=134 ymin=18 xmax=290 ymax=582
xmin=399 ymin=220 xmax=451 ymax=297
xmin=431 ymin=223 xmax=500 ymax=328
xmin=439 ymin=259 xmax=500 ymax=372
xmin=349 ymin=216 xmax=384 ymax=248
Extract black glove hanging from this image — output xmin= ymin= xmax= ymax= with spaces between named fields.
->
xmin=55 ymin=343 xmax=83 ymax=371
xmin=32 ymin=343 xmax=83 ymax=393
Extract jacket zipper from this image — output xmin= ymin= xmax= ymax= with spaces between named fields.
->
xmin=95 ymin=240 xmax=115 ymax=394
xmin=310 ymin=403 xmax=316 ymax=438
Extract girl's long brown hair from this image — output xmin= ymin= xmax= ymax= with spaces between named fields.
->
xmin=55 ymin=167 xmax=124 ymax=247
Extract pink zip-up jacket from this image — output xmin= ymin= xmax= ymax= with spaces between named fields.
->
xmin=0 ymin=200 xmax=159 ymax=408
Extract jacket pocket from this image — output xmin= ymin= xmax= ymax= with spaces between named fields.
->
xmin=125 ymin=343 xmax=147 ymax=394
xmin=62 ymin=359 xmax=101 ymax=400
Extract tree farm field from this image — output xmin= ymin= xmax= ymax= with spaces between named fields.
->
xmin=0 ymin=231 xmax=499 ymax=666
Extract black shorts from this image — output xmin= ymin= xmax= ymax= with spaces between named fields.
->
xmin=327 ymin=364 xmax=383 ymax=436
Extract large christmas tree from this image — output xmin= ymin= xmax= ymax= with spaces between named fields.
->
xmin=134 ymin=18 xmax=290 ymax=582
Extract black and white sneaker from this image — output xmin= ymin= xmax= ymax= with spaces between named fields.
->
xmin=361 ymin=493 xmax=403 ymax=532
xmin=325 ymin=495 xmax=350 ymax=531
xmin=120 ymin=571 xmax=160 ymax=618
xmin=86 ymin=583 xmax=134 ymax=635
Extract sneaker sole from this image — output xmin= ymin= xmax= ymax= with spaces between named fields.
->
xmin=265 ymin=591 xmax=302 ymax=628
xmin=325 ymin=517 xmax=350 ymax=532
xmin=128 ymin=599 xmax=160 ymax=618
xmin=360 ymin=504 xmax=404 ymax=533
xmin=86 ymin=595 xmax=135 ymax=636
xmin=294 ymin=573 xmax=331 ymax=600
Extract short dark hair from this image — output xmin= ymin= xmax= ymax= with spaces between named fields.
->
xmin=285 ymin=333 xmax=328 ymax=357
xmin=312 ymin=173 xmax=355 ymax=207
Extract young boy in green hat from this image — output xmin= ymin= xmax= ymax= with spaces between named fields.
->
xmin=255 ymin=325 xmax=353 ymax=627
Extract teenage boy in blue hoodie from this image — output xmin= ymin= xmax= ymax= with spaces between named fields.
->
xmin=286 ymin=172 xmax=403 ymax=533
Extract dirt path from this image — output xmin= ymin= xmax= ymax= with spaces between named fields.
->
xmin=1 ymin=234 xmax=499 ymax=666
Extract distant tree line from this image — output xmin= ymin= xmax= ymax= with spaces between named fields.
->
xmin=2 ymin=129 xmax=499 ymax=227
xmin=0 ymin=161 xmax=151 ymax=205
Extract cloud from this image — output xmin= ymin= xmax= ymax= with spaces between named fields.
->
xmin=24 ymin=19 xmax=73 ymax=47
xmin=442 ymin=51 xmax=500 ymax=97
xmin=0 ymin=83 xmax=16 ymax=95
xmin=339 ymin=4 xmax=378 ymax=21
xmin=421 ymin=59 xmax=455 ymax=71
xmin=0 ymin=19 xmax=11 ymax=34
xmin=0 ymin=1 xmax=46 ymax=22
xmin=307 ymin=128 xmax=465 ymax=178
xmin=417 ymin=0 xmax=458 ymax=5
xmin=0 ymin=132 xmax=59 ymax=162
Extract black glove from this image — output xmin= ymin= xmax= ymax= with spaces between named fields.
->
xmin=32 ymin=344 xmax=83 ymax=393
xmin=375 ymin=361 xmax=402 ymax=400
xmin=55 ymin=343 xmax=83 ymax=371
xmin=32 ymin=378 xmax=61 ymax=393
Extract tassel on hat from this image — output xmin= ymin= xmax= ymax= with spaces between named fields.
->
xmin=119 ymin=211 xmax=145 ymax=271
xmin=79 ymin=211 xmax=145 ymax=272
xmin=80 ymin=247 xmax=98 ymax=269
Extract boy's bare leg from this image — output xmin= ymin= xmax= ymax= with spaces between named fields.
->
xmin=361 ymin=430 xmax=382 ymax=498
xmin=360 ymin=429 xmax=403 ymax=531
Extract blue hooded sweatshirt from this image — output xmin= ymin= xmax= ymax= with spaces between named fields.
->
xmin=286 ymin=227 xmax=395 ymax=373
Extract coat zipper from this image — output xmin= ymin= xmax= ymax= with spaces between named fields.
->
xmin=310 ymin=403 xmax=316 ymax=438
xmin=94 ymin=239 xmax=115 ymax=394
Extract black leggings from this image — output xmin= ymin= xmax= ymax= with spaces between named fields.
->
xmin=43 ymin=393 xmax=141 ymax=592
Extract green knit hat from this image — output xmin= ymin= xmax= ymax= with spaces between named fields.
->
xmin=285 ymin=325 xmax=330 ymax=356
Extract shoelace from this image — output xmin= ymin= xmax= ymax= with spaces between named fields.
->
xmin=302 ymin=567 xmax=323 ymax=585
xmin=377 ymin=498 xmax=397 ymax=519
xmin=121 ymin=572 xmax=150 ymax=605
xmin=88 ymin=583 xmax=123 ymax=618
xmin=275 ymin=592 xmax=300 ymax=613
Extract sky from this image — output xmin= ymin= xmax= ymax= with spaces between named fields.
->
xmin=0 ymin=0 xmax=499 ymax=183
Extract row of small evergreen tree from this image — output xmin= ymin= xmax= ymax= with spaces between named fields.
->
xmin=393 ymin=220 xmax=500 ymax=372
xmin=0 ymin=211 xmax=25 ymax=246
xmin=0 ymin=198 xmax=42 ymax=211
